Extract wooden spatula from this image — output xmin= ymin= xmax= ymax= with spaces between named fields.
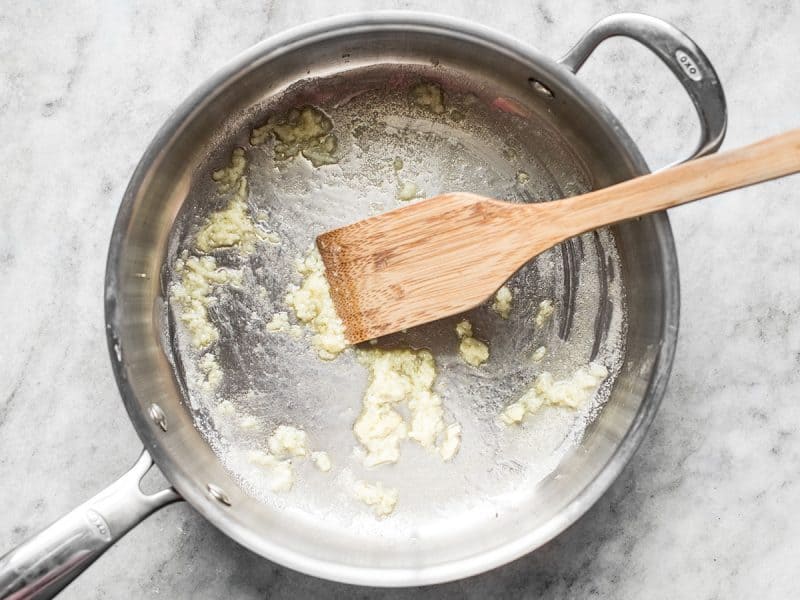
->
xmin=317 ymin=129 xmax=800 ymax=344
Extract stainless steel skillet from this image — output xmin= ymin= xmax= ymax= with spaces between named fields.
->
xmin=0 ymin=11 xmax=725 ymax=597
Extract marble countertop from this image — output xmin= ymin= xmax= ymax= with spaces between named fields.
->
xmin=2 ymin=1 xmax=798 ymax=598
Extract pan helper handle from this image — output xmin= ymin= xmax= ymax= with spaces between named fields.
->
xmin=559 ymin=12 xmax=727 ymax=167
xmin=0 ymin=450 xmax=179 ymax=600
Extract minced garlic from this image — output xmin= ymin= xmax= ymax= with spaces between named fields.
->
xmin=492 ymin=285 xmax=513 ymax=319
xmin=217 ymin=399 xmax=236 ymax=417
xmin=198 ymin=353 xmax=222 ymax=392
xmin=170 ymin=253 xmax=241 ymax=349
xmin=534 ymin=299 xmax=555 ymax=328
xmin=238 ymin=414 xmax=260 ymax=430
xmin=311 ymin=451 xmax=332 ymax=472
xmin=501 ymin=362 xmax=609 ymax=425
xmin=247 ymin=424 xmax=331 ymax=491
xmin=267 ymin=425 xmax=309 ymax=459
xmin=412 ymin=82 xmax=446 ymax=114
xmin=251 ymin=106 xmax=338 ymax=167
xmin=265 ymin=311 xmax=290 ymax=332
xmin=531 ymin=346 xmax=547 ymax=362
xmin=197 ymin=148 xmax=272 ymax=254
xmin=285 ymin=249 xmax=347 ymax=360
xmin=355 ymin=348 xmax=458 ymax=466
xmin=455 ymin=319 xmax=489 ymax=367
xmin=354 ymin=480 xmax=399 ymax=517
xmin=195 ymin=189 xmax=259 ymax=253
xmin=439 ymin=423 xmax=462 ymax=461
xmin=211 ymin=147 xmax=247 ymax=193
xmin=247 ymin=450 xmax=294 ymax=492
xmin=397 ymin=180 xmax=418 ymax=201
xmin=265 ymin=311 xmax=303 ymax=338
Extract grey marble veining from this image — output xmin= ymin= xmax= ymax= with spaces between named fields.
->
xmin=2 ymin=1 xmax=799 ymax=598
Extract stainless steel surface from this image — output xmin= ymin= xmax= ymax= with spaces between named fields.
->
xmin=0 ymin=451 xmax=178 ymax=600
xmin=0 ymin=11 xmax=727 ymax=593
xmin=559 ymin=13 xmax=726 ymax=165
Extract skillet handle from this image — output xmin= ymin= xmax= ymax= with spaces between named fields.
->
xmin=0 ymin=449 xmax=180 ymax=600
xmin=559 ymin=12 xmax=727 ymax=165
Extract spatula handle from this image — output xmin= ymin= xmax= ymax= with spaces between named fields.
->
xmin=549 ymin=128 xmax=800 ymax=238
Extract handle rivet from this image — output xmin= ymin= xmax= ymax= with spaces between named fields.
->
xmin=528 ymin=78 xmax=554 ymax=98
xmin=207 ymin=484 xmax=231 ymax=506
xmin=148 ymin=403 xmax=168 ymax=432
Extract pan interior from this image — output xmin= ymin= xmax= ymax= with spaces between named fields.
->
xmin=163 ymin=61 xmax=626 ymax=544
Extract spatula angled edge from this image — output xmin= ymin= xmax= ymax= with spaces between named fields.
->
xmin=315 ymin=193 xmax=542 ymax=343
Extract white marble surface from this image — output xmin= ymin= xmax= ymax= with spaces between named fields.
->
xmin=2 ymin=1 xmax=799 ymax=597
